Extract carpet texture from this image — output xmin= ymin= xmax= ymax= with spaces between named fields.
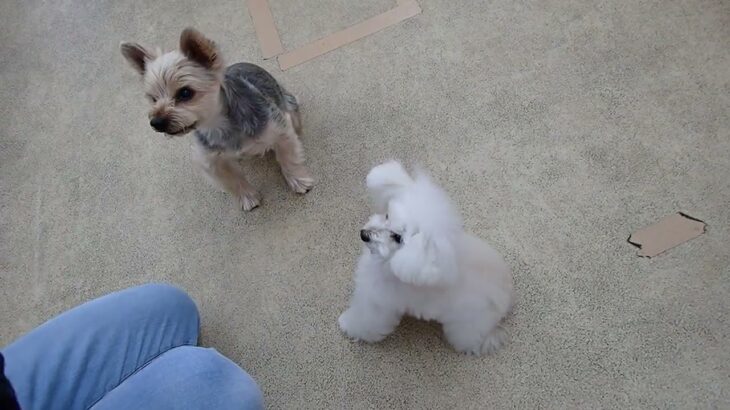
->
xmin=1 ymin=0 xmax=728 ymax=407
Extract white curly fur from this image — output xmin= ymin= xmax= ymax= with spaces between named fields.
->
xmin=339 ymin=161 xmax=514 ymax=355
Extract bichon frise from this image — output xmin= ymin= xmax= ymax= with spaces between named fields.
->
xmin=338 ymin=161 xmax=514 ymax=355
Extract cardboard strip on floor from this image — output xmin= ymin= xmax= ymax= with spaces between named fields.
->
xmin=628 ymin=212 xmax=707 ymax=257
xmin=246 ymin=0 xmax=421 ymax=70
xmin=278 ymin=0 xmax=421 ymax=70
xmin=247 ymin=0 xmax=284 ymax=58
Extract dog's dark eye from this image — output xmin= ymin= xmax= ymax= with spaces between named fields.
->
xmin=175 ymin=87 xmax=195 ymax=102
xmin=147 ymin=95 xmax=157 ymax=103
xmin=391 ymin=233 xmax=402 ymax=244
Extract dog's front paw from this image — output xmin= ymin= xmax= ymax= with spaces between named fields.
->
xmin=338 ymin=310 xmax=388 ymax=343
xmin=237 ymin=191 xmax=261 ymax=211
xmin=338 ymin=310 xmax=359 ymax=338
xmin=284 ymin=170 xmax=314 ymax=194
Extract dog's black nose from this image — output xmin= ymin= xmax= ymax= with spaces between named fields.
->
xmin=150 ymin=117 xmax=168 ymax=132
xmin=360 ymin=229 xmax=370 ymax=242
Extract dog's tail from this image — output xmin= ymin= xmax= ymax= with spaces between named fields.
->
xmin=366 ymin=161 xmax=413 ymax=193
xmin=366 ymin=161 xmax=413 ymax=212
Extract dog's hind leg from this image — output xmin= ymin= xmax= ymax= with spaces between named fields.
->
xmin=282 ymin=91 xmax=302 ymax=135
xmin=443 ymin=316 xmax=505 ymax=355
xmin=273 ymin=114 xmax=314 ymax=194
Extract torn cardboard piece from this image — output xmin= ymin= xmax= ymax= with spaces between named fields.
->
xmin=246 ymin=0 xmax=421 ymax=70
xmin=628 ymin=213 xmax=706 ymax=257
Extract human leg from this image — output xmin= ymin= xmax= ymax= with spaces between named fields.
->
xmin=92 ymin=346 xmax=263 ymax=410
xmin=2 ymin=283 xmax=199 ymax=410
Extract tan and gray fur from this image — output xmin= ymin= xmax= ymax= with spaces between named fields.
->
xmin=121 ymin=28 xmax=312 ymax=211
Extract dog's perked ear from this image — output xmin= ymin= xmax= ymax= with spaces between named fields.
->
xmin=366 ymin=161 xmax=413 ymax=212
xmin=179 ymin=28 xmax=223 ymax=71
xmin=389 ymin=233 xmax=458 ymax=286
xmin=120 ymin=42 xmax=154 ymax=75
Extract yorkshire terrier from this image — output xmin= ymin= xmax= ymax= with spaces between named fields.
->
xmin=121 ymin=28 xmax=313 ymax=210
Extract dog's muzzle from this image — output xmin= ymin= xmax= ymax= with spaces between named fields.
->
xmin=150 ymin=117 xmax=169 ymax=132
xmin=360 ymin=229 xmax=371 ymax=242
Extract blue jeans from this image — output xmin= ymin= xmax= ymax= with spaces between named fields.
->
xmin=2 ymin=284 xmax=264 ymax=410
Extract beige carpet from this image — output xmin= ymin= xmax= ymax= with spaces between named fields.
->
xmin=1 ymin=0 xmax=728 ymax=407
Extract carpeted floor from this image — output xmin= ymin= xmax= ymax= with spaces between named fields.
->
xmin=1 ymin=0 xmax=728 ymax=407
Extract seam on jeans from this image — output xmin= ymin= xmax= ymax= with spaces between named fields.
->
xmin=85 ymin=339 xmax=197 ymax=410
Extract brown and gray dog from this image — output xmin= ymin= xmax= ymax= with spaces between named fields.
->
xmin=121 ymin=28 xmax=313 ymax=210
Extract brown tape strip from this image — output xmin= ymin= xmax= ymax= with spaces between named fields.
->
xmin=277 ymin=0 xmax=421 ymax=70
xmin=247 ymin=0 xmax=284 ymax=58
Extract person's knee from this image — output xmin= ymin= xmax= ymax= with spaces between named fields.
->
xmin=124 ymin=283 xmax=199 ymax=324
xmin=169 ymin=346 xmax=264 ymax=409
xmin=90 ymin=346 xmax=264 ymax=410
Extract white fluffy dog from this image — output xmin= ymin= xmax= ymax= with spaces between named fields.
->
xmin=338 ymin=161 xmax=514 ymax=355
